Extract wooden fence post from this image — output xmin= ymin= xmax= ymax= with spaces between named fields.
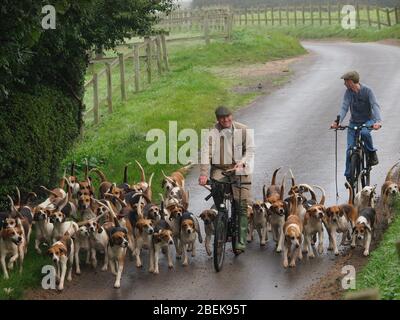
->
xmin=311 ymin=4 xmax=314 ymax=25
xmin=245 ymin=7 xmax=248 ymax=25
xmin=93 ymin=73 xmax=99 ymax=124
xmin=161 ymin=34 xmax=169 ymax=72
xmin=302 ymin=5 xmax=305 ymax=25
xmin=105 ymin=62 xmax=112 ymax=114
xmin=271 ymin=6 xmax=274 ymax=25
xmin=318 ymin=4 xmax=322 ymax=25
xmin=155 ymin=36 xmax=162 ymax=75
xmin=386 ymin=8 xmax=391 ymax=26
xmin=145 ymin=37 xmax=152 ymax=84
xmin=367 ymin=5 xmax=371 ymax=26
xmin=356 ymin=3 xmax=361 ymax=27
xmin=294 ymin=6 xmax=297 ymax=26
xmin=395 ymin=7 xmax=399 ymax=25
xmin=258 ymin=8 xmax=261 ymax=25
xmin=377 ymin=6 xmax=381 ymax=29
xmin=286 ymin=5 xmax=289 ymax=25
xmin=338 ymin=3 xmax=341 ymax=24
xmin=118 ymin=53 xmax=126 ymax=101
xmin=264 ymin=7 xmax=268 ymax=25
xmin=133 ymin=43 xmax=140 ymax=92
xmin=204 ymin=15 xmax=210 ymax=45
xmin=328 ymin=3 xmax=331 ymax=25
xmin=278 ymin=7 xmax=282 ymax=25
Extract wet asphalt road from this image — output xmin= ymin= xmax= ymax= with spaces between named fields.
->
xmin=43 ymin=41 xmax=400 ymax=300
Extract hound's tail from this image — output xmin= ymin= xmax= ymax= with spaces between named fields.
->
xmin=271 ymin=167 xmax=282 ymax=186
xmin=345 ymin=182 xmax=353 ymax=205
xmin=90 ymin=168 xmax=107 ymax=182
xmin=177 ymin=162 xmax=193 ymax=174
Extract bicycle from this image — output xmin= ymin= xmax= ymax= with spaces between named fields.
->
xmin=333 ymin=120 xmax=374 ymax=197
xmin=204 ymin=169 xmax=251 ymax=272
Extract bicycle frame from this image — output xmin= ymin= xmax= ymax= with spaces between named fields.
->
xmin=337 ymin=123 xmax=373 ymax=194
xmin=205 ymin=172 xmax=249 ymax=271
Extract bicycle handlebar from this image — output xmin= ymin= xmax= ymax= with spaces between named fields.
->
xmin=204 ymin=170 xmax=251 ymax=201
xmin=331 ymin=123 xmax=375 ymax=131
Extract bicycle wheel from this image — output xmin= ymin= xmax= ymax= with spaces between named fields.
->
xmin=349 ymin=153 xmax=361 ymax=195
xmin=213 ymin=211 xmax=228 ymax=272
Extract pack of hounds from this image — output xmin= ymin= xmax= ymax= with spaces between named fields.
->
xmin=0 ymin=160 xmax=399 ymax=290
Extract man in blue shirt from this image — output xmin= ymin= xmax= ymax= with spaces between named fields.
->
xmin=331 ymin=71 xmax=382 ymax=181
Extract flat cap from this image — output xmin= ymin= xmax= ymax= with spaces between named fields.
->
xmin=341 ymin=70 xmax=360 ymax=83
xmin=215 ymin=106 xmax=232 ymax=117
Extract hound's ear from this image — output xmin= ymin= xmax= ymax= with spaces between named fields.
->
xmin=352 ymin=226 xmax=356 ymax=234
xmin=60 ymin=247 xmax=67 ymax=255
xmin=363 ymin=222 xmax=372 ymax=232
xmin=326 ymin=208 xmax=332 ymax=217
xmin=199 ymin=212 xmax=205 ymax=219
xmin=153 ymin=231 xmax=162 ymax=242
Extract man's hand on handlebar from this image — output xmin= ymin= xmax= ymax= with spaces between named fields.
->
xmin=199 ymin=175 xmax=208 ymax=186
xmin=330 ymin=122 xmax=339 ymax=129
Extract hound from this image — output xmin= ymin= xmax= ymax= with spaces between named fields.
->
xmin=381 ymin=161 xmax=400 ymax=223
xmin=282 ymin=193 xmax=303 ymax=268
xmin=251 ymin=201 xmax=268 ymax=246
xmin=324 ymin=182 xmax=358 ymax=256
xmin=0 ymin=224 xmax=26 ymax=279
xmin=352 ymin=187 xmax=376 ymax=256
xmin=48 ymin=232 xmax=74 ymax=291
xmin=161 ymin=162 xmax=192 ymax=196
xmin=149 ymin=219 xmax=174 ymax=274
xmin=302 ymin=186 xmax=326 ymax=258
xmin=354 ymin=185 xmax=376 ymax=212
xmin=199 ymin=208 xmax=217 ymax=256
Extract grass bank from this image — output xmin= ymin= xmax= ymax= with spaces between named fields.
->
xmin=259 ymin=24 xmax=400 ymax=41
xmin=0 ymin=240 xmax=50 ymax=300
xmin=356 ymin=201 xmax=400 ymax=300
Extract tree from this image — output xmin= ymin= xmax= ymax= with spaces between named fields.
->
xmin=0 ymin=0 xmax=174 ymax=207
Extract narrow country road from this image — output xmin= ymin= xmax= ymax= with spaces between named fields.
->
xmin=36 ymin=41 xmax=400 ymax=300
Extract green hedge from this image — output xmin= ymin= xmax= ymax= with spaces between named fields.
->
xmin=0 ymin=86 xmax=81 ymax=209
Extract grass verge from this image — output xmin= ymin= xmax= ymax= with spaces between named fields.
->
xmin=356 ymin=201 xmax=400 ymax=300
xmin=0 ymin=240 xmax=50 ymax=300
xmin=258 ymin=24 xmax=400 ymax=41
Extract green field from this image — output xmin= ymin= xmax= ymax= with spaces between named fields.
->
xmin=261 ymin=24 xmax=400 ymax=41
xmin=64 ymin=27 xmax=306 ymax=194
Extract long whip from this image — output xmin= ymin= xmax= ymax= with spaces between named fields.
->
xmin=334 ymin=115 xmax=340 ymax=205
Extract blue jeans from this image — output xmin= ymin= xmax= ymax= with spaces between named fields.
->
xmin=345 ymin=120 xmax=376 ymax=178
